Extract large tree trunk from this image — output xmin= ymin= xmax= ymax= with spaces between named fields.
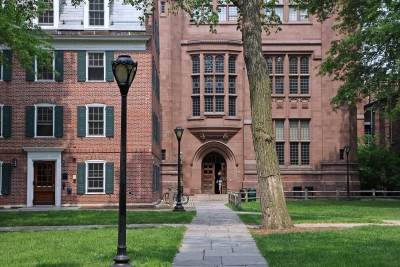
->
xmin=238 ymin=0 xmax=293 ymax=229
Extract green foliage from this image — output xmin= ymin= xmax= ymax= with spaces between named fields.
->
xmin=0 ymin=0 xmax=54 ymax=73
xmin=358 ymin=134 xmax=400 ymax=190
xmin=295 ymin=0 xmax=400 ymax=114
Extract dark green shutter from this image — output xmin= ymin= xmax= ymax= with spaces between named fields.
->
xmin=26 ymin=61 xmax=35 ymax=81
xmin=77 ymin=51 xmax=86 ymax=82
xmin=77 ymin=163 xmax=86 ymax=194
xmin=1 ymin=163 xmax=12 ymax=195
xmin=25 ymin=106 xmax=35 ymax=137
xmin=77 ymin=106 xmax=86 ymax=137
xmin=55 ymin=51 xmax=64 ymax=82
xmin=2 ymin=106 xmax=11 ymax=137
xmin=3 ymin=50 xmax=12 ymax=81
xmin=54 ymin=106 xmax=63 ymax=137
xmin=105 ymin=51 xmax=114 ymax=82
xmin=105 ymin=106 xmax=114 ymax=137
xmin=105 ymin=162 xmax=114 ymax=194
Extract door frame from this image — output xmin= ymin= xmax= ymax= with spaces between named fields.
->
xmin=23 ymin=147 xmax=64 ymax=207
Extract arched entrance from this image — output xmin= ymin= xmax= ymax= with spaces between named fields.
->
xmin=202 ymin=152 xmax=226 ymax=194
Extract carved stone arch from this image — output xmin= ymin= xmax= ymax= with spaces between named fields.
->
xmin=190 ymin=141 xmax=238 ymax=166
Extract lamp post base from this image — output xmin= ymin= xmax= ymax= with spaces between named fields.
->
xmin=173 ymin=204 xmax=185 ymax=211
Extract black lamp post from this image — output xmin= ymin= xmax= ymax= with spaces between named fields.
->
xmin=344 ymin=144 xmax=351 ymax=201
xmin=111 ymin=55 xmax=138 ymax=267
xmin=174 ymin=126 xmax=185 ymax=211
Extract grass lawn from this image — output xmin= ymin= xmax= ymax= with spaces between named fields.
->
xmin=230 ymin=200 xmax=400 ymax=267
xmin=0 ymin=210 xmax=196 ymax=227
xmin=252 ymin=225 xmax=400 ymax=267
xmin=229 ymin=200 xmax=400 ymax=224
xmin=0 ymin=226 xmax=186 ymax=267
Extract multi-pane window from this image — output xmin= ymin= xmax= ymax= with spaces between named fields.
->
xmin=265 ymin=56 xmax=284 ymax=94
xmin=266 ymin=0 xmax=308 ymax=22
xmin=88 ymin=106 xmax=104 ymax=136
xmin=191 ymin=54 xmax=237 ymax=117
xmin=274 ymin=119 xmax=310 ymax=165
xmin=289 ymin=6 xmax=308 ymax=21
xmin=88 ymin=53 xmax=104 ymax=81
xmin=218 ymin=5 xmax=238 ymax=21
xmin=36 ymin=106 xmax=54 ymax=137
xmin=39 ymin=0 xmax=54 ymax=25
xmin=89 ymin=0 xmax=104 ymax=26
xmin=87 ymin=162 xmax=104 ymax=193
xmin=37 ymin=53 xmax=54 ymax=81
xmin=290 ymin=120 xmax=310 ymax=165
xmin=275 ymin=120 xmax=285 ymax=165
xmin=161 ymin=2 xmax=166 ymax=13
xmin=265 ymin=55 xmax=310 ymax=95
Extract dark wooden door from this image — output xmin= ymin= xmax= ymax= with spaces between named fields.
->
xmin=34 ymin=161 xmax=55 ymax=205
xmin=202 ymin=164 xmax=215 ymax=194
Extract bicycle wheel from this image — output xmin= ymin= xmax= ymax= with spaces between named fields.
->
xmin=162 ymin=193 xmax=170 ymax=203
xmin=180 ymin=194 xmax=189 ymax=204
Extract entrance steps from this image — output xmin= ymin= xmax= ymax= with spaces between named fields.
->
xmin=190 ymin=194 xmax=228 ymax=201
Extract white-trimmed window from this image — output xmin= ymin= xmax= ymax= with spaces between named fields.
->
xmin=87 ymin=161 xmax=106 ymax=193
xmin=84 ymin=0 xmax=110 ymax=28
xmin=37 ymin=52 xmax=55 ymax=81
xmin=36 ymin=104 xmax=55 ymax=137
xmin=77 ymin=104 xmax=114 ymax=137
xmin=77 ymin=161 xmax=114 ymax=194
xmin=88 ymin=52 xmax=105 ymax=81
xmin=26 ymin=104 xmax=63 ymax=138
xmin=191 ymin=54 xmax=237 ymax=117
xmin=87 ymin=104 xmax=105 ymax=137
xmin=39 ymin=0 xmax=54 ymax=25
xmin=33 ymin=0 xmax=59 ymax=28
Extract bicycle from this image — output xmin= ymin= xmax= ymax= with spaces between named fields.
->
xmin=162 ymin=187 xmax=189 ymax=204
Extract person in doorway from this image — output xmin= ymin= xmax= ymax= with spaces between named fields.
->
xmin=218 ymin=171 xmax=223 ymax=194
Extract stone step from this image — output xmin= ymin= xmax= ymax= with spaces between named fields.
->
xmin=190 ymin=194 xmax=228 ymax=201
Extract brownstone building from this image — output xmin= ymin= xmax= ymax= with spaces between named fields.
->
xmin=0 ymin=0 xmax=162 ymax=208
xmin=158 ymin=0 xmax=359 ymax=197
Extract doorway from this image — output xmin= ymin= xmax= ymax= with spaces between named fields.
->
xmin=201 ymin=152 xmax=226 ymax=194
xmin=33 ymin=161 xmax=55 ymax=205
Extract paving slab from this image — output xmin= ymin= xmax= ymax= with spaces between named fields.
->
xmin=172 ymin=201 xmax=269 ymax=267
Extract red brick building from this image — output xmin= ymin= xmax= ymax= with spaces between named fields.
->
xmin=0 ymin=0 xmax=162 ymax=208
xmin=158 ymin=0 xmax=359 ymax=197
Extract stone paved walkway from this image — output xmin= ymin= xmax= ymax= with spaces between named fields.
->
xmin=172 ymin=201 xmax=268 ymax=267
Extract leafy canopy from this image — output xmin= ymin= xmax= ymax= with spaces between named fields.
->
xmin=296 ymin=0 xmax=400 ymax=112
xmin=0 ymin=0 xmax=54 ymax=73
xmin=358 ymin=134 xmax=400 ymax=190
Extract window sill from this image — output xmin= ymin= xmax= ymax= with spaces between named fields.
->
xmin=204 ymin=112 xmax=225 ymax=118
xmin=225 ymin=116 xmax=241 ymax=121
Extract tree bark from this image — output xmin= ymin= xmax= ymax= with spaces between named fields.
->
xmin=238 ymin=0 xmax=293 ymax=229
